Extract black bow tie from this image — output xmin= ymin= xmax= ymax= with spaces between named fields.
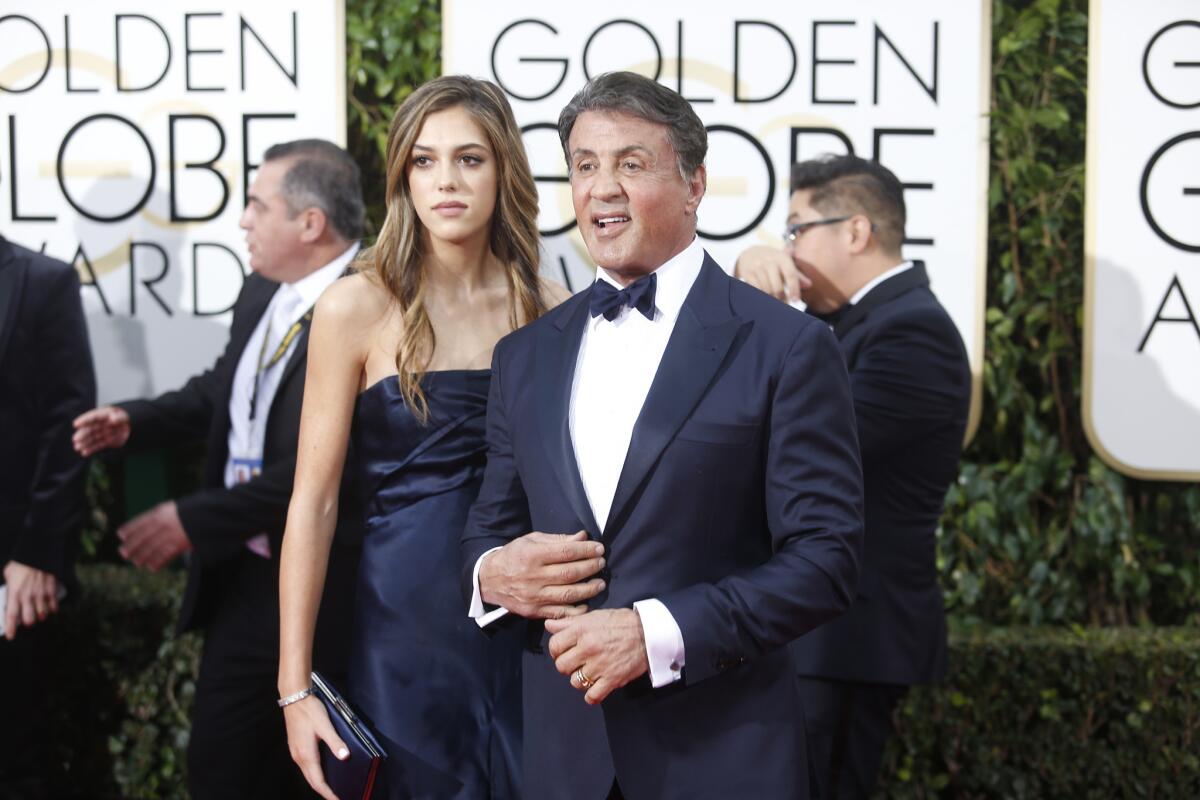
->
xmin=589 ymin=273 xmax=657 ymax=321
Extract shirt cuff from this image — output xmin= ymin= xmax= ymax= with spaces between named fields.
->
xmin=633 ymin=598 xmax=685 ymax=688
xmin=470 ymin=547 xmax=510 ymax=628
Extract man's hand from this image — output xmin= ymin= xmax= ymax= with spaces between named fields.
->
xmin=72 ymin=405 xmax=131 ymax=456
xmin=118 ymin=501 xmax=192 ymax=571
xmin=734 ymin=245 xmax=811 ymax=303
xmin=479 ymin=531 xmax=606 ymax=620
xmin=545 ymin=609 xmax=650 ymax=705
xmin=2 ymin=561 xmax=60 ymax=641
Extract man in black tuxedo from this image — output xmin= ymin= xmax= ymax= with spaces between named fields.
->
xmin=463 ymin=72 xmax=864 ymax=799
xmin=736 ymin=154 xmax=971 ymax=799
xmin=0 ymin=236 xmax=96 ymax=796
xmin=73 ymin=139 xmax=365 ymax=800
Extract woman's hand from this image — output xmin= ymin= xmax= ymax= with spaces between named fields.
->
xmin=283 ymin=694 xmax=350 ymax=800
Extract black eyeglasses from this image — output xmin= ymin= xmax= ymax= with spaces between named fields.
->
xmin=783 ymin=216 xmax=875 ymax=244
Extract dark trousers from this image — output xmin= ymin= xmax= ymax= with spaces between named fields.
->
xmin=0 ymin=622 xmax=50 ymax=799
xmin=186 ymin=553 xmax=317 ymax=800
xmin=798 ymin=677 xmax=907 ymax=800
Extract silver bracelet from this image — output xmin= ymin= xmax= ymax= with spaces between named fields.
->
xmin=277 ymin=686 xmax=313 ymax=708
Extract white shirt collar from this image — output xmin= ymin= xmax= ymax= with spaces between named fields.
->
xmin=285 ymin=242 xmax=360 ymax=310
xmin=591 ymin=237 xmax=705 ymax=328
xmin=849 ymin=260 xmax=914 ymax=306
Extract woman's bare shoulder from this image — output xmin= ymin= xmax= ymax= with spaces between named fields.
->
xmin=315 ymin=271 xmax=392 ymax=330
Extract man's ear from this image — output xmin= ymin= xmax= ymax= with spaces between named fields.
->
xmin=847 ymin=214 xmax=874 ymax=255
xmin=298 ymin=207 xmax=328 ymax=244
xmin=685 ymin=164 xmax=707 ymax=214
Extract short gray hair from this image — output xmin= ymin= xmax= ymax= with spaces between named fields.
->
xmin=263 ymin=139 xmax=365 ymax=241
xmin=557 ymin=71 xmax=707 ymax=180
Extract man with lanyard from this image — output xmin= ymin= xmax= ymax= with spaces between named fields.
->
xmin=73 ymin=139 xmax=366 ymax=799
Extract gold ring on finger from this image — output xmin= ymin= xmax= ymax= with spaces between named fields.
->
xmin=574 ymin=668 xmax=594 ymax=689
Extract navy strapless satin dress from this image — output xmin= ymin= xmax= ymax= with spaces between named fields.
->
xmin=346 ymin=370 xmax=521 ymax=799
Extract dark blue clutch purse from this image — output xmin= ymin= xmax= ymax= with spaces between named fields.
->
xmin=311 ymin=671 xmax=387 ymax=800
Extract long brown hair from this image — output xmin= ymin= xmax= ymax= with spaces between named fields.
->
xmin=368 ymin=75 xmax=544 ymax=420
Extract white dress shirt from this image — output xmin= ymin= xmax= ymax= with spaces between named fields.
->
xmin=470 ymin=238 xmax=704 ymax=689
xmin=224 ymin=243 xmax=359 ymax=556
xmin=848 ymin=260 xmax=914 ymax=306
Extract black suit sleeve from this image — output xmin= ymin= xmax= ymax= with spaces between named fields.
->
xmin=119 ymin=358 xmax=228 ymax=450
xmin=117 ymin=277 xmax=289 ymax=563
xmin=460 ymin=338 xmax=533 ymax=604
xmin=660 ymin=320 xmax=864 ymax=684
xmin=175 ymin=457 xmax=297 ymax=565
xmin=10 ymin=266 xmax=97 ymax=579
xmin=850 ymin=308 xmax=967 ymax=461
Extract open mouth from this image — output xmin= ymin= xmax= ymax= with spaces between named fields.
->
xmin=593 ymin=214 xmax=630 ymax=231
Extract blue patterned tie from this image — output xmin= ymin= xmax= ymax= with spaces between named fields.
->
xmin=588 ymin=273 xmax=657 ymax=321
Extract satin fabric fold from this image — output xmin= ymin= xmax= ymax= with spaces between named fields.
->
xmin=346 ymin=370 xmax=522 ymax=800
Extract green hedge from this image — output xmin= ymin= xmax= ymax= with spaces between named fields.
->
xmin=41 ymin=567 xmax=1199 ymax=796
xmin=42 ymin=566 xmax=199 ymax=800
xmin=880 ymin=627 xmax=1200 ymax=798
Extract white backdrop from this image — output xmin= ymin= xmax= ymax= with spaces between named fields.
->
xmin=1084 ymin=1 xmax=1200 ymax=480
xmin=0 ymin=3 xmax=345 ymax=403
xmin=444 ymin=0 xmax=991 ymax=436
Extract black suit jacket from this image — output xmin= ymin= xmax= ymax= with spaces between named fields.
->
xmin=791 ymin=262 xmax=970 ymax=686
xmin=463 ymin=256 xmax=864 ymax=800
xmin=0 ymin=235 xmax=96 ymax=585
xmin=117 ymin=273 xmax=359 ymax=659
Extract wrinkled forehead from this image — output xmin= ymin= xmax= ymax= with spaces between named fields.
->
xmin=568 ymin=110 xmax=674 ymax=157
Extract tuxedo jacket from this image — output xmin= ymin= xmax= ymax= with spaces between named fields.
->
xmin=118 ymin=273 xmax=359 ymax=661
xmin=790 ymin=262 xmax=970 ymax=686
xmin=462 ymin=256 xmax=864 ymax=800
xmin=0 ymin=235 xmax=96 ymax=585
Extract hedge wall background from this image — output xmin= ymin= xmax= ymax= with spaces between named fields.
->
xmin=63 ymin=0 xmax=1198 ymax=795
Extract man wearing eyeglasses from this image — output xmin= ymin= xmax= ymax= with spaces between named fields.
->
xmin=735 ymin=154 xmax=971 ymax=800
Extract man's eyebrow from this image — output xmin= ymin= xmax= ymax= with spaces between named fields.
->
xmin=246 ymin=192 xmax=264 ymax=206
xmin=614 ymin=145 xmax=652 ymax=159
xmin=569 ymin=145 xmax=653 ymax=161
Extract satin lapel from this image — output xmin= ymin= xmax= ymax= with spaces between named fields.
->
xmin=604 ymin=258 xmax=746 ymax=539
xmin=535 ymin=293 xmax=601 ymax=537
xmin=833 ymin=261 xmax=930 ymax=340
xmin=0 ymin=248 xmax=26 ymax=363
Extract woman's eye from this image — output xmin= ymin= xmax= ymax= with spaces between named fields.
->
xmin=461 ymin=154 xmax=483 ymax=165
xmin=413 ymin=156 xmax=431 ymax=167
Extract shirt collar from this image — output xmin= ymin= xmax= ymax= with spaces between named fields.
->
xmin=849 ymin=260 xmax=913 ymax=306
xmin=286 ymin=242 xmax=360 ymax=310
xmin=591 ymin=237 xmax=705 ymax=327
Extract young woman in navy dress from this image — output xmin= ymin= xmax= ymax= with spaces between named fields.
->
xmin=277 ymin=76 xmax=569 ymax=799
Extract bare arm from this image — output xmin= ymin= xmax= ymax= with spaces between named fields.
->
xmin=277 ymin=277 xmax=376 ymax=800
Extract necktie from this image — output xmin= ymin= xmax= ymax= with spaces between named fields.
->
xmin=589 ymin=273 xmax=657 ymax=321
